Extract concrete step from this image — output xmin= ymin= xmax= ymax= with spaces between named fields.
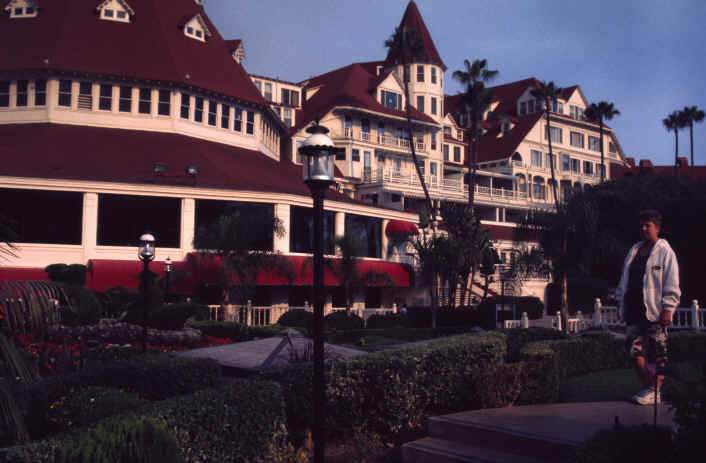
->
xmin=427 ymin=414 xmax=575 ymax=462
xmin=402 ymin=437 xmax=547 ymax=463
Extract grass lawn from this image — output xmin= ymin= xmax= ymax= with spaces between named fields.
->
xmin=560 ymin=362 xmax=704 ymax=403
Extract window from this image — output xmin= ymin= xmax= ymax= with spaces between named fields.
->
xmin=571 ymin=158 xmax=580 ymax=173
xmin=570 ymin=131 xmax=584 ymax=148
xmin=194 ymin=97 xmax=203 ymax=122
xmin=430 ymin=162 xmax=437 ymax=177
xmin=377 ymin=123 xmax=385 ymax=142
xmin=533 ymin=183 xmax=546 ymax=200
xmin=352 ymin=149 xmax=360 ymax=162
xmin=234 ymin=107 xmax=242 ymax=131
xmin=281 ymin=88 xmax=299 ymax=106
xmin=609 ymin=142 xmax=617 ymax=154
xmin=583 ymin=161 xmax=594 ymax=175
xmin=180 ymin=93 xmax=190 ymax=119
xmin=546 ymin=153 xmax=556 ymax=170
xmin=78 ymin=82 xmax=92 ymax=110
xmin=104 ymin=9 xmax=114 ymax=17
xmin=1 ymin=189 xmax=82 ymax=244
xmin=545 ymin=126 xmax=562 ymax=144
xmin=99 ymin=84 xmax=112 ymax=111
xmin=431 ymin=67 xmax=437 ymax=84
xmin=207 ymin=99 xmax=216 ymax=125
xmin=282 ymin=107 xmax=292 ymax=127
xmin=531 ymin=149 xmax=543 ymax=167
xmin=344 ymin=116 xmax=352 ymax=136
xmin=431 ymin=97 xmax=437 ymax=115
xmin=519 ymin=101 xmax=527 ymax=115
xmin=119 ymin=86 xmax=131 ymax=112
xmin=416 ymin=95 xmax=424 ymax=113
xmin=35 ymin=79 xmax=46 ymax=106
xmin=246 ymin=111 xmax=254 ymax=134
xmin=264 ymin=82 xmax=272 ymax=102
xmin=528 ymin=99 xmax=535 ymax=113
xmin=561 ymin=154 xmax=570 ymax=172
xmin=570 ymin=105 xmax=585 ymax=120
xmin=9 ymin=3 xmax=38 ymax=18
xmin=381 ymin=90 xmax=402 ymax=110
xmin=289 ymin=206 xmax=335 ymax=255
xmin=588 ymin=136 xmax=601 ymax=152
xmin=416 ymin=65 xmax=424 ymax=82
xmin=13 ymin=80 xmax=27 ymax=107
xmin=393 ymin=158 xmax=401 ymax=172
xmin=335 ymin=148 xmax=346 ymax=161
xmin=98 ymin=194 xmax=180 ymax=247
xmin=431 ymin=132 xmax=437 ymax=150
xmin=158 ymin=90 xmax=170 ymax=116
xmin=138 ymin=88 xmax=151 ymax=114
xmin=254 ymin=80 xmax=262 ymax=93
xmin=101 ymin=4 xmax=130 ymax=23
xmin=361 ymin=119 xmax=370 ymax=141
xmin=443 ymin=144 xmax=449 ymax=161
xmin=221 ymin=105 xmax=230 ymax=129
xmin=552 ymin=100 xmax=564 ymax=114
xmin=58 ymin=80 xmax=72 ymax=107
xmin=453 ymin=146 xmax=461 ymax=162
xmin=344 ymin=214 xmax=382 ymax=258
xmin=0 ymin=82 xmax=9 ymax=107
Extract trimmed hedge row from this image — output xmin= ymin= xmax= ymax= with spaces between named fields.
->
xmin=325 ymin=326 xmax=478 ymax=345
xmin=263 ymin=331 xmax=508 ymax=442
xmin=2 ymin=380 xmax=289 ymax=463
xmin=185 ymin=320 xmax=288 ymax=341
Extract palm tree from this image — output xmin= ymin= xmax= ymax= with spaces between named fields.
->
xmin=384 ymin=26 xmax=435 ymax=219
xmin=663 ymin=110 xmax=686 ymax=178
xmin=452 ymin=59 xmax=498 ymax=207
xmin=680 ymin=106 xmax=705 ymax=178
xmin=585 ymin=101 xmax=620 ymax=183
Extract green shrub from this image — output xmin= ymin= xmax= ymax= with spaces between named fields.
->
xmin=95 ymin=287 xmax=139 ymax=319
xmin=46 ymin=387 xmax=149 ymax=435
xmin=57 ymin=417 xmax=182 ymax=463
xmin=146 ymin=303 xmax=205 ymax=331
xmin=248 ymin=324 xmax=287 ymax=338
xmin=263 ymin=331 xmax=507 ymax=442
xmin=324 ymin=311 xmax=363 ymax=331
xmin=326 ymin=326 xmax=475 ymax=346
xmin=365 ymin=313 xmax=408 ymax=329
xmin=185 ymin=320 xmax=251 ymax=341
xmin=500 ymin=327 xmax=568 ymax=362
xmin=668 ymin=333 xmax=706 ymax=366
xmin=405 ymin=306 xmax=432 ymax=328
xmin=277 ymin=309 xmax=313 ymax=329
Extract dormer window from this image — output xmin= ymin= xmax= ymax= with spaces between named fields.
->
xmin=183 ymin=15 xmax=211 ymax=42
xmin=96 ymin=0 xmax=134 ymax=23
xmin=5 ymin=0 xmax=38 ymax=18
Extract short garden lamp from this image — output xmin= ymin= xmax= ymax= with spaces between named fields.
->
xmin=138 ymin=232 xmax=155 ymax=353
xmin=298 ymin=122 xmax=342 ymax=463
xmin=164 ymin=256 xmax=173 ymax=298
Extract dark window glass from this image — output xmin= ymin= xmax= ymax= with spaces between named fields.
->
xmin=0 ymin=81 xmax=8 ymax=107
xmin=99 ymin=84 xmax=112 ymax=111
xmin=431 ymin=97 xmax=437 ymax=115
xmin=289 ymin=206 xmax=335 ymax=254
xmin=98 ymin=194 xmax=180 ymax=247
xmin=138 ymin=88 xmax=151 ymax=114
xmin=0 ymin=188 xmax=82 ymax=244
xmin=416 ymin=65 xmax=424 ymax=82
xmin=454 ymin=146 xmax=461 ymax=162
xmin=431 ymin=67 xmax=437 ymax=84
xmin=16 ymin=80 xmax=28 ymax=106
xmin=194 ymin=97 xmax=203 ymax=122
xmin=246 ymin=111 xmax=254 ymax=134
xmin=158 ymin=90 xmax=170 ymax=116
xmin=291 ymin=91 xmax=299 ymax=106
xmin=180 ymin=93 xmax=190 ymax=119
xmin=195 ymin=200 xmax=274 ymax=251
xmin=207 ymin=99 xmax=216 ymax=126
xmin=119 ymin=86 xmax=131 ymax=112
xmin=58 ymin=80 xmax=72 ymax=107
xmin=34 ymin=79 xmax=46 ymax=106
xmin=221 ymin=105 xmax=230 ymax=129
xmin=344 ymin=214 xmax=381 ymax=258
xmin=443 ymin=144 xmax=449 ymax=161
xmin=234 ymin=107 xmax=242 ymax=131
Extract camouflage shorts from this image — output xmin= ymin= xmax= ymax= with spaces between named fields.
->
xmin=625 ymin=324 xmax=668 ymax=363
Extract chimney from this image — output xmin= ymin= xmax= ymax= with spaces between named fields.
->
xmin=678 ymin=157 xmax=689 ymax=167
xmin=638 ymin=159 xmax=653 ymax=168
xmin=626 ymin=157 xmax=635 ymax=167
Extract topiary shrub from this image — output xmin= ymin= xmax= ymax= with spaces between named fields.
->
xmin=57 ymin=417 xmax=182 ymax=463
xmin=45 ymin=387 xmax=149 ymax=436
xmin=500 ymin=327 xmax=568 ymax=362
xmin=277 ymin=309 xmax=313 ymax=329
xmin=365 ymin=313 xmax=408 ymax=329
xmin=516 ymin=297 xmax=544 ymax=320
xmin=324 ymin=311 xmax=363 ymax=331
xmin=147 ymin=303 xmax=205 ymax=331
xmin=185 ymin=320 xmax=250 ymax=342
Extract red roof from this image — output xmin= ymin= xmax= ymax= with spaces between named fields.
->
xmin=384 ymin=1 xmax=446 ymax=71
xmin=476 ymin=113 xmax=543 ymax=163
xmin=611 ymin=158 xmax=706 ymax=180
xmin=294 ymin=63 xmax=436 ymax=135
xmin=0 ymin=0 xmax=271 ymax=117
xmin=0 ymin=123 xmax=361 ymax=204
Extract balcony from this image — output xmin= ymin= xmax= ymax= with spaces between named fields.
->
xmin=336 ymin=128 xmax=426 ymax=153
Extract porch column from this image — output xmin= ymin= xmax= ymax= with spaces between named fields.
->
xmin=82 ymin=192 xmax=98 ymax=262
xmin=274 ymin=203 xmax=291 ymax=253
xmin=381 ymin=219 xmax=389 ymax=260
xmin=180 ymin=198 xmax=195 ymax=254
xmin=334 ymin=211 xmax=345 ymax=237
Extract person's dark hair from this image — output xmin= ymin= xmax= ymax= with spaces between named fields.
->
xmin=639 ymin=209 xmax=662 ymax=228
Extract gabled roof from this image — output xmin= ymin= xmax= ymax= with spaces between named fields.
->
xmin=0 ymin=0 xmax=271 ymax=117
xmin=293 ymin=63 xmax=436 ymax=135
xmin=384 ymin=1 xmax=446 ymax=71
xmin=179 ymin=13 xmax=212 ymax=37
xmin=5 ymin=0 xmax=37 ymax=10
xmin=476 ymin=113 xmax=543 ymax=163
xmin=95 ymin=0 xmax=134 ymax=16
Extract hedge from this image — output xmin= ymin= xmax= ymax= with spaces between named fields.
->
xmin=499 ymin=327 xmax=569 ymax=362
xmin=324 ymin=311 xmax=363 ymax=331
xmin=365 ymin=313 xmax=408 ymax=329
xmin=263 ymin=331 xmax=508 ymax=442
xmin=325 ymin=326 xmax=477 ymax=346
xmin=2 ymin=380 xmax=289 ymax=463
xmin=185 ymin=320 xmax=251 ymax=341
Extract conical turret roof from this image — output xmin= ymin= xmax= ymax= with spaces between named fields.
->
xmin=384 ymin=1 xmax=446 ymax=71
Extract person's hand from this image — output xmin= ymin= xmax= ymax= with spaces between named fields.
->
xmin=659 ymin=311 xmax=673 ymax=327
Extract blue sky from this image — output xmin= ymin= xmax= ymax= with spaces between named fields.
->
xmin=204 ymin=0 xmax=706 ymax=166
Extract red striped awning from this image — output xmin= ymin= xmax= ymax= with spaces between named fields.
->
xmin=385 ymin=219 xmax=419 ymax=237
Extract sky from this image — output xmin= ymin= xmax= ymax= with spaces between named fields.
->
xmin=204 ymin=0 xmax=706 ymax=166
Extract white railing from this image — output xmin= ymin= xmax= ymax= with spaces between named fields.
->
xmin=337 ymin=130 xmax=425 ymax=152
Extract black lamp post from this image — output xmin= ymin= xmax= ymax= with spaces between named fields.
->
xmin=164 ymin=256 xmax=172 ymax=301
xmin=299 ymin=122 xmax=342 ymax=463
xmin=138 ymin=233 xmax=155 ymax=353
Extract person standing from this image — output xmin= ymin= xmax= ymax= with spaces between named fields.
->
xmin=616 ymin=209 xmax=680 ymax=405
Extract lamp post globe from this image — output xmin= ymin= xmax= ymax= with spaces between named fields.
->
xmin=298 ymin=122 xmax=342 ymax=463
xmin=138 ymin=233 xmax=156 ymax=262
xmin=164 ymin=256 xmax=173 ymax=300
xmin=138 ymin=232 xmax=155 ymax=353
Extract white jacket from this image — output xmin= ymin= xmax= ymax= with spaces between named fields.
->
xmin=616 ymin=238 xmax=681 ymax=322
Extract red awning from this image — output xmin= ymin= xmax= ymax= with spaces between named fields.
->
xmin=85 ymin=259 xmax=192 ymax=292
xmin=0 ymin=267 xmax=50 ymax=282
xmin=385 ymin=219 xmax=419 ymax=237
